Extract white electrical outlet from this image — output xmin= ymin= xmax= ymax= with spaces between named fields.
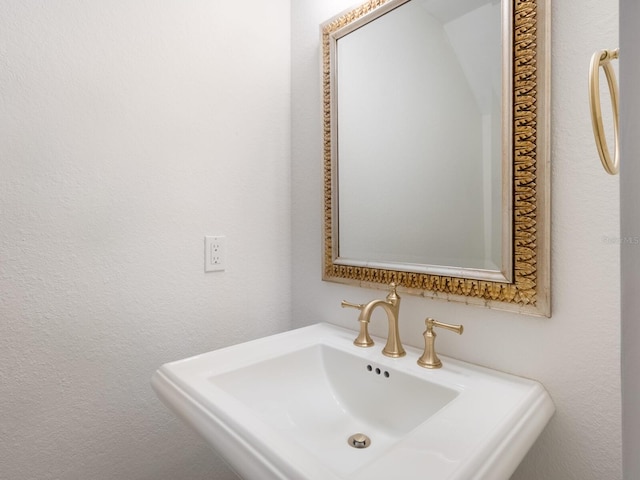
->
xmin=205 ymin=236 xmax=226 ymax=272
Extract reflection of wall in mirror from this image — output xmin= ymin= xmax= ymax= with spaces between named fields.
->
xmin=442 ymin=1 xmax=502 ymax=268
xmin=337 ymin=0 xmax=502 ymax=270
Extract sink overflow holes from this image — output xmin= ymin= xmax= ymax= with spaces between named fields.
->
xmin=366 ymin=364 xmax=390 ymax=378
xmin=348 ymin=433 xmax=371 ymax=449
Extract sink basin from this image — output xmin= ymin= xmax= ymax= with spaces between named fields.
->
xmin=152 ymin=323 xmax=554 ymax=480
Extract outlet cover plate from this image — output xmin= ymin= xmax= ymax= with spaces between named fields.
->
xmin=205 ymin=236 xmax=226 ymax=272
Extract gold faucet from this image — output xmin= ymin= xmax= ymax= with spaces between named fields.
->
xmin=417 ymin=318 xmax=464 ymax=369
xmin=341 ymin=283 xmax=406 ymax=358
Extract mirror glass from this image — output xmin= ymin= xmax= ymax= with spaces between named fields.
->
xmin=337 ymin=0 xmax=506 ymax=275
xmin=322 ymin=0 xmax=550 ymax=316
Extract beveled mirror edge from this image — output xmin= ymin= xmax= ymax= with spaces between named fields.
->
xmin=321 ymin=0 xmax=551 ymax=317
xmin=501 ymin=0 xmax=515 ymax=285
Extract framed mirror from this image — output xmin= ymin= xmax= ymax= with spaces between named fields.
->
xmin=322 ymin=0 xmax=550 ymax=316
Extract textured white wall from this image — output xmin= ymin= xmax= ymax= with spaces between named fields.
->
xmin=292 ymin=1 xmax=621 ymax=479
xmin=0 ymin=1 xmax=290 ymax=479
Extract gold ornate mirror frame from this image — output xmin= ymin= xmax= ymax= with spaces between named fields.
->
xmin=322 ymin=0 xmax=550 ymax=316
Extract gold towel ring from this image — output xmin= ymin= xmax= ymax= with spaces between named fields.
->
xmin=589 ymin=48 xmax=620 ymax=175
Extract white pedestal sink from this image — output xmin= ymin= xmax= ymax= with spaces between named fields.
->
xmin=152 ymin=323 xmax=554 ymax=480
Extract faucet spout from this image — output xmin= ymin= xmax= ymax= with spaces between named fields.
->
xmin=358 ymin=283 xmax=405 ymax=358
xmin=342 ymin=283 xmax=406 ymax=357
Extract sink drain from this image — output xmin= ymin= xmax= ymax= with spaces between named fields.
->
xmin=347 ymin=433 xmax=371 ymax=449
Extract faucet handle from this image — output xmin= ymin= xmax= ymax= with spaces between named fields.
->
xmin=341 ymin=300 xmax=364 ymax=310
xmin=341 ymin=300 xmax=374 ymax=348
xmin=428 ymin=318 xmax=463 ymax=335
xmin=417 ymin=318 xmax=464 ymax=369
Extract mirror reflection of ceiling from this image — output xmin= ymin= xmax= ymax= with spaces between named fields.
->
xmin=417 ymin=0 xmax=501 ymax=114
xmin=420 ymin=0 xmax=500 ymax=23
